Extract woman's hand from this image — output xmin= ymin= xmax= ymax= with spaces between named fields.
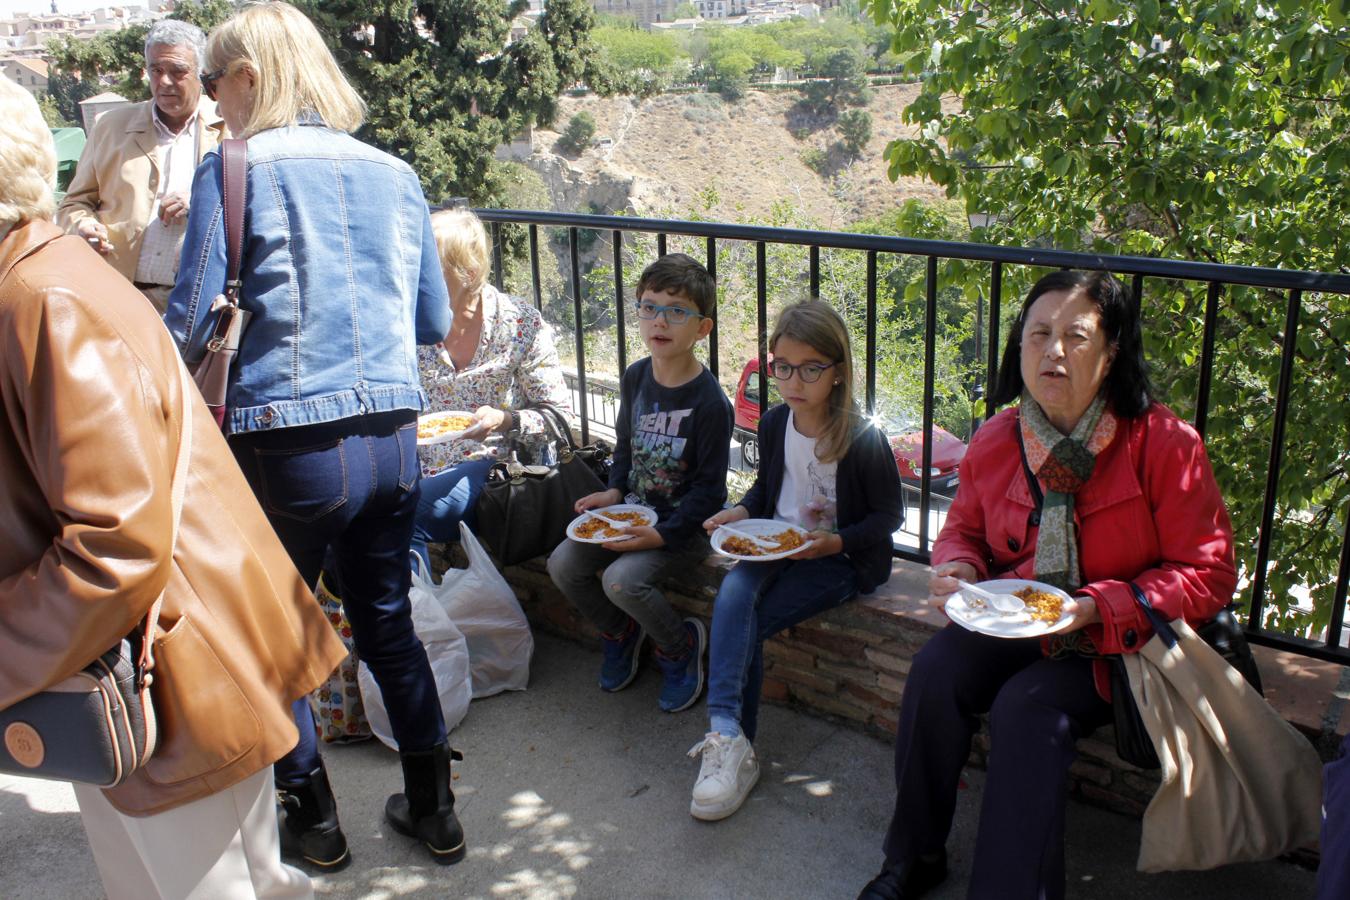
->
xmin=575 ymin=488 xmax=623 ymax=515
xmin=1058 ymin=595 xmax=1100 ymax=632
xmin=704 ymin=505 xmax=748 ymax=535
xmin=927 ymin=561 xmax=979 ymax=612
xmin=461 ymin=405 xmax=506 ymax=443
xmin=789 ymin=531 xmax=843 ymax=560
xmin=604 ymin=524 xmax=664 ymax=553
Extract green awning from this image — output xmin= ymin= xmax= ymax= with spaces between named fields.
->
xmin=50 ymin=128 xmax=86 ymax=202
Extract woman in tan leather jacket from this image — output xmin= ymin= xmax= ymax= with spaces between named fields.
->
xmin=0 ymin=77 xmax=345 ymax=899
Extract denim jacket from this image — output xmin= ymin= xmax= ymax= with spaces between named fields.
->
xmin=165 ymin=123 xmax=450 ymax=434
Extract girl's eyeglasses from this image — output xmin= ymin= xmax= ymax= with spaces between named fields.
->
xmin=199 ymin=67 xmax=225 ymax=101
xmin=768 ymin=360 xmax=836 ymax=383
xmin=634 ymin=301 xmax=706 ymax=326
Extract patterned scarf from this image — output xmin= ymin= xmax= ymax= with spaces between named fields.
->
xmin=1019 ymin=392 xmax=1117 ymax=591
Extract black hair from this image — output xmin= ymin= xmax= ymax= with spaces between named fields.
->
xmin=635 ymin=253 xmax=717 ymax=319
xmin=989 ymin=270 xmax=1152 ymax=418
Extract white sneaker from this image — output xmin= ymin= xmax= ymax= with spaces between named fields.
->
xmin=687 ymin=731 xmax=760 ymax=821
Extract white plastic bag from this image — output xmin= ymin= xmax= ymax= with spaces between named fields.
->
xmin=358 ymin=556 xmax=472 ymax=749
xmin=438 ymin=521 xmax=534 ymax=698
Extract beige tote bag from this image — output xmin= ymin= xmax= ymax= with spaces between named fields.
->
xmin=1123 ymin=614 xmax=1322 ymax=872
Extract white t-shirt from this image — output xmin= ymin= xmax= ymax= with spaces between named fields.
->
xmin=773 ymin=410 xmax=838 ymax=532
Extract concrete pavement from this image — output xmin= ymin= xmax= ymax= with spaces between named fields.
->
xmin=0 ymin=633 xmax=1317 ymax=899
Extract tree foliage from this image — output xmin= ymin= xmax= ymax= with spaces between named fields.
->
xmin=863 ymin=0 xmax=1350 ymax=631
xmin=837 ymin=108 xmax=872 ymax=156
xmin=298 ymin=0 xmax=615 ymax=205
xmin=557 ymin=110 xmax=597 ymax=153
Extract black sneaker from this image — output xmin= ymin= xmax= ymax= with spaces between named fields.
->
xmin=856 ymin=851 xmax=948 ymax=900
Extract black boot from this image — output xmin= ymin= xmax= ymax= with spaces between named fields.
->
xmin=277 ymin=764 xmax=351 ymax=870
xmin=385 ymin=742 xmax=466 ymax=863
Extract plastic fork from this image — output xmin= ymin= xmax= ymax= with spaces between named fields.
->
xmin=718 ymin=523 xmax=781 ymax=550
xmin=584 ymin=508 xmax=637 ymax=542
xmin=956 ymin=579 xmax=1026 ymax=614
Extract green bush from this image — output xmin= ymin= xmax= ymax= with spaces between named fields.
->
xmin=557 ymin=111 xmax=597 ymax=154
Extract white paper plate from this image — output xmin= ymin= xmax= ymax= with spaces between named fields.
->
xmin=565 ymin=504 xmax=657 ymax=544
xmin=416 ymin=410 xmax=476 ymax=446
xmin=711 ymin=518 xmax=815 ymax=562
xmin=944 ymin=578 xmax=1075 ymax=638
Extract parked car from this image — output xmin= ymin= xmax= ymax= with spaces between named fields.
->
xmin=732 ymin=359 xmax=967 ymax=496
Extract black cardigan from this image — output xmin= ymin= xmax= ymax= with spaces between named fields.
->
xmin=738 ymin=404 xmax=903 ymax=593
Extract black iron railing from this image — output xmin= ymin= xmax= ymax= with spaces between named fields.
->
xmin=477 ymin=208 xmax=1350 ymax=665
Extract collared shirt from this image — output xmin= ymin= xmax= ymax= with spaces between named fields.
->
xmin=133 ymin=105 xmax=199 ymax=287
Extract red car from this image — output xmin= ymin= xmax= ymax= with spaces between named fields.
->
xmin=732 ymin=359 xmax=967 ymax=496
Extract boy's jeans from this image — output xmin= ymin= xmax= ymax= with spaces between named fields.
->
xmin=547 ymin=535 xmax=709 ymax=656
xmin=706 ymin=555 xmax=857 ymax=742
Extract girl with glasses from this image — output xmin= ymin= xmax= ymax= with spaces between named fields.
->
xmin=690 ymin=299 xmax=903 ymax=821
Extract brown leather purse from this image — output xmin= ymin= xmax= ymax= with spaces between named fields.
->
xmin=190 ymin=138 xmax=250 ymax=429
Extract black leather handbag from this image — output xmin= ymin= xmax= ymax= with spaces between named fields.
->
xmin=1109 ymin=583 xmax=1264 ymax=769
xmin=474 ymin=403 xmax=609 ymax=566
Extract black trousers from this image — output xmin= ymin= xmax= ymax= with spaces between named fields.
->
xmin=880 ymin=624 xmax=1112 ymax=900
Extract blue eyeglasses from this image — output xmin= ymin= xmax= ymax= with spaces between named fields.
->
xmin=634 ymin=300 xmax=706 ymax=326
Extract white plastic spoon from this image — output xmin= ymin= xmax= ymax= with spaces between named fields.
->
xmin=956 ymin=579 xmax=1026 ymax=614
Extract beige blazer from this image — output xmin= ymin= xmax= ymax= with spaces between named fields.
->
xmin=56 ymin=99 xmax=224 ymax=282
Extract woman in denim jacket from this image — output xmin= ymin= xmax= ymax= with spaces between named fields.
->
xmin=165 ymin=1 xmax=461 ymax=870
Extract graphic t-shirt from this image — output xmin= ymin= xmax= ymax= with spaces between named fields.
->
xmin=774 ymin=409 xmax=838 ymax=531
xmin=609 ymin=357 xmax=733 ymax=545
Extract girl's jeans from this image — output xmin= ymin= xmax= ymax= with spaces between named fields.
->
xmin=706 ymin=554 xmax=858 ymax=742
xmin=410 ymin=456 xmax=495 ymax=568
xmin=229 ymin=411 xmax=447 ymax=785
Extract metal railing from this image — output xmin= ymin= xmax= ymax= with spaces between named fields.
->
xmin=477 ymin=208 xmax=1350 ymax=665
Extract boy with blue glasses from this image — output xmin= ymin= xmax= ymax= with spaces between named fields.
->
xmin=548 ymin=253 xmax=732 ymax=712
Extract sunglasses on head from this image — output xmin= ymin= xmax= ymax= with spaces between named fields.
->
xmin=199 ymin=67 xmax=225 ymax=101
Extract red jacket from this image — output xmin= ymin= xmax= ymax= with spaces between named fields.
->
xmin=933 ymin=402 xmax=1237 ymax=699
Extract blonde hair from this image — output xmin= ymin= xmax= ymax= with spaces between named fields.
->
xmin=430 ymin=208 xmax=490 ymax=298
xmin=206 ymin=1 xmax=365 ymax=138
xmin=769 ymin=299 xmax=861 ymax=464
xmin=0 ymin=78 xmax=56 ymax=230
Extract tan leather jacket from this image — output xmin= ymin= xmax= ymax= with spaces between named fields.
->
xmin=56 ymin=100 xmax=224 ymax=282
xmin=0 ymin=221 xmax=346 ymax=816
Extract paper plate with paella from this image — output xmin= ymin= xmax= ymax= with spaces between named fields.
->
xmin=945 ymin=578 xmax=1074 ymax=638
xmin=565 ymin=504 xmax=658 ymax=544
xmin=416 ymin=410 xmax=476 ymax=445
xmin=711 ymin=519 xmax=815 ymax=562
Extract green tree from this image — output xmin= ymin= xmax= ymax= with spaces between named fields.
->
xmin=838 ymin=108 xmax=872 ymax=156
xmin=557 ymin=110 xmax=597 ymax=153
xmin=864 ymin=0 xmax=1350 ymax=632
xmin=801 ymin=46 xmax=871 ymax=113
xmin=592 ymin=21 xmax=686 ymax=95
xmin=296 ymin=0 xmax=614 ymax=204
xmin=673 ymin=2 xmax=699 ymax=18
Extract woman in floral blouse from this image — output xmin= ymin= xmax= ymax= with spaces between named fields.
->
xmin=413 ymin=207 xmax=574 ymax=564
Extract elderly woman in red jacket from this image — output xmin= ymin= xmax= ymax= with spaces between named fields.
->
xmin=858 ymin=270 xmax=1237 ymax=900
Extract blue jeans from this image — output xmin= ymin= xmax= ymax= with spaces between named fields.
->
xmin=410 ymin=457 xmax=495 ymax=569
xmin=706 ymin=554 xmax=858 ymax=742
xmin=229 ymin=411 xmax=447 ymax=785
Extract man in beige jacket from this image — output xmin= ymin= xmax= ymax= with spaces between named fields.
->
xmin=57 ymin=19 xmax=223 ymax=313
